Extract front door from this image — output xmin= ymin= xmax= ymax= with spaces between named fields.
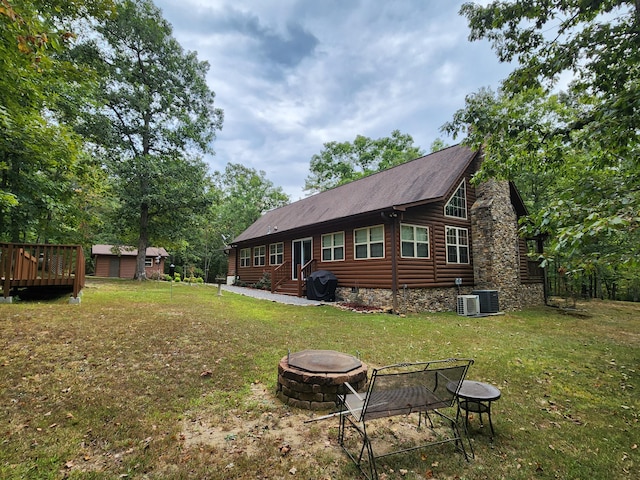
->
xmin=292 ymin=238 xmax=312 ymax=280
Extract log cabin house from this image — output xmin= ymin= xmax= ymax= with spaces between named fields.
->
xmin=226 ymin=145 xmax=544 ymax=313
xmin=92 ymin=245 xmax=169 ymax=279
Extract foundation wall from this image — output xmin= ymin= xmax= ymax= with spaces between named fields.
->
xmin=336 ymin=283 xmax=544 ymax=314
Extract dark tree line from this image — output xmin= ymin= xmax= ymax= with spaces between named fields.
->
xmin=0 ymin=0 xmax=287 ymax=282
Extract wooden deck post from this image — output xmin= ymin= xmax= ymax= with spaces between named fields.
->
xmin=2 ymin=243 xmax=13 ymax=300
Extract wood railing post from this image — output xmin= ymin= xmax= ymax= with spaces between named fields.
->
xmin=271 ymin=265 xmax=276 ymax=293
xmin=296 ymin=259 xmax=316 ymax=297
xmin=2 ymin=244 xmax=12 ymax=298
xmin=73 ymin=246 xmax=85 ymax=299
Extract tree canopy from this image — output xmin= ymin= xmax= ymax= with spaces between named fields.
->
xmin=0 ymin=0 xmax=286 ymax=284
xmin=459 ymin=1 xmax=640 ymax=163
xmin=212 ymin=163 xmax=290 ymax=242
xmin=0 ymin=0 xmax=113 ymax=242
xmin=70 ymin=0 xmax=223 ymax=279
xmin=304 ymin=130 xmax=423 ymax=193
xmin=442 ymin=1 xmax=640 ymax=299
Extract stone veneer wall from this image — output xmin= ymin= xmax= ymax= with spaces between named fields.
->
xmin=470 ymin=179 xmax=545 ymax=311
xmin=513 ymin=283 xmax=545 ymax=310
xmin=336 ymin=287 xmax=394 ymax=309
xmin=336 ymin=286 xmax=462 ymax=313
xmin=470 ymin=180 xmax=519 ymax=292
xmin=336 ymin=284 xmax=543 ymax=314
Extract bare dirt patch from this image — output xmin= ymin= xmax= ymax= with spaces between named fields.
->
xmin=181 ymin=382 xmax=340 ymax=469
xmin=180 ymin=382 xmax=456 ymax=478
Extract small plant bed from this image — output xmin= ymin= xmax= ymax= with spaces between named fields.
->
xmin=336 ymin=302 xmax=390 ymax=313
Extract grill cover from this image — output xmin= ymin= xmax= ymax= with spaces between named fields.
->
xmin=306 ymin=270 xmax=338 ymax=301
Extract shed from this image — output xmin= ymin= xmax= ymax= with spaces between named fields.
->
xmin=92 ymin=244 xmax=169 ymax=279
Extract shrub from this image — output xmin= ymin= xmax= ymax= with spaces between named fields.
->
xmin=253 ymin=271 xmax=271 ymax=290
xmin=184 ymin=276 xmax=204 ymax=284
xmin=148 ymin=271 xmax=165 ymax=281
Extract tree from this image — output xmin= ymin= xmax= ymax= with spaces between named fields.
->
xmin=459 ymin=0 xmax=640 ymax=160
xmin=72 ymin=0 xmax=223 ymax=279
xmin=304 ymin=130 xmax=423 ymax=193
xmin=443 ymin=1 xmax=640 ymax=297
xmin=429 ymin=138 xmax=450 ymax=153
xmin=456 ymin=0 xmax=640 ymax=201
xmin=212 ymin=163 xmax=290 ymax=241
xmin=0 ymin=0 xmax=113 ymax=242
xmin=175 ymin=164 xmax=289 ymax=282
xmin=442 ymin=85 xmax=639 ymax=300
xmin=159 ymin=163 xmax=288 ymax=284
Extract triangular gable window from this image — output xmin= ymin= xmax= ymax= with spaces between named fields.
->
xmin=444 ymin=180 xmax=467 ymax=219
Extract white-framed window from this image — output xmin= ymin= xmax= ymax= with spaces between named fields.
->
xmin=401 ymin=224 xmax=430 ymax=258
xmin=446 ymin=226 xmax=469 ymax=264
xmin=445 ymin=180 xmax=467 ymax=219
xmin=253 ymin=245 xmax=266 ymax=266
xmin=322 ymin=232 xmax=344 ymax=261
xmin=240 ymin=248 xmax=251 ymax=267
xmin=269 ymin=242 xmax=283 ymax=265
xmin=354 ymin=225 xmax=384 ymax=259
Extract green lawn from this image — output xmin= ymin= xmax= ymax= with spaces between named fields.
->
xmin=1 ymin=279 xmax=638 ymax=479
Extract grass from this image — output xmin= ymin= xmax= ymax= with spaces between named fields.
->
xmin=0 ymin=278 xmax=638 ymax=479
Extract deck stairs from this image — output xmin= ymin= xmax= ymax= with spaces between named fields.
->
xmin=274 ymin=279 xmax=303 ymax=296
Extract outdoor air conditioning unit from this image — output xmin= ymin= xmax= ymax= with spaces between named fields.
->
xmin=457 ymin=295 xmax=480 ymax=316
xmin=472 ymin=289 xmax=500 ymax=313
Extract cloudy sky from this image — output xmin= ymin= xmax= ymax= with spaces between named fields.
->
xmin=153 ymin=0 xmax=513 ymax=200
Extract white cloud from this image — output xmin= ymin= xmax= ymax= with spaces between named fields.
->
xmin=155 ymin=0 xmax=514 ymax=199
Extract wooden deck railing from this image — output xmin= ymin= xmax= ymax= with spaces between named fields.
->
xmin=298 ymin=259 xmax=317 ymax=297
xmin=1 ymin=243 xmax=85 ymax=299
xmin=271 ymin=260 xmax=291 ymax=293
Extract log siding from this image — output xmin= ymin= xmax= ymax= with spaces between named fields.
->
xmin=227 ymin=145 xmax=544 ymax=309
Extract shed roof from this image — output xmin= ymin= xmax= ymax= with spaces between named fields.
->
xmin=91 ymin=245 xmax=169 ymax=257
xmin=234 ymin=144 xmax=479 ymax=243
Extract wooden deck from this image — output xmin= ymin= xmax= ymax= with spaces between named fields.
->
xmin=1 ymin=243 xmax=85 ymax=301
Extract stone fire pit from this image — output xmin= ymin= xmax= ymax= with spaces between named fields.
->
xmin=276 ymin=350 xmax=368 ymax=410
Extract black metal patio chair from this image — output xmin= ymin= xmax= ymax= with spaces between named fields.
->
xmin=337 ymin=358 xmax=474 ymax=480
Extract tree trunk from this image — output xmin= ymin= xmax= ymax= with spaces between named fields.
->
xmin=134 ymin=108 xmax=153 ymax=281
xmin=135 ymin=202 xmax=149 ymax=280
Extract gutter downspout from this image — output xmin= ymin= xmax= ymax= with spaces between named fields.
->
xmin=382 ymin=211 xmax=399 ymax=313
xmin=391 ymin=215 xmax=398 ymax=313
xmin=233 ymin=245 xmax=239 ymax=284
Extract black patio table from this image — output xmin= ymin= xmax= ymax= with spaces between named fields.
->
xmin=447 ymin=380 xmax=501 ymax=438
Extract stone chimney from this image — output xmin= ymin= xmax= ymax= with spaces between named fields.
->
xmin=470 ymin=179 xmax=520 ymax=309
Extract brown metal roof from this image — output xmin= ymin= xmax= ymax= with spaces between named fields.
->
xmin=91 ymin=244 xmax=169 ymax=257
xmin=234 ymin=144 xmax=479 ymax=243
